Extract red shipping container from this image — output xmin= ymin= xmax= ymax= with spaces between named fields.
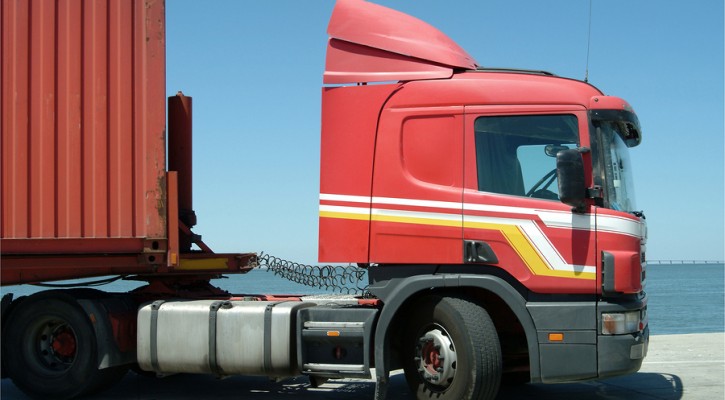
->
xmin=1 ymin=0 xmax=168 ymax=283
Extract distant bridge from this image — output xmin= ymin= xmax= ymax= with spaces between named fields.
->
xmin=647 ymin=260 xmax=724 ymax=265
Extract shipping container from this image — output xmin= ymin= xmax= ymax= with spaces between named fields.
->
xmin=1 ymin=0 xmax=250 ymax=284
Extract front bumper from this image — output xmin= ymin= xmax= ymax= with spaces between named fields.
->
xmin=530 ymin=296 xmax=648 ymax=383
xmin=598 ymin=324 xmax=649 ymax=378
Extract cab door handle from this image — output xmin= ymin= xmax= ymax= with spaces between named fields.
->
xmin=464 ymin=240 xmax=498 ymax=264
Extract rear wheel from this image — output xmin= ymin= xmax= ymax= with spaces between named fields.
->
xmin=3 ymin=293 xmax=127 ymax=399
xmin=402 ymin=295 xmax=502 ymax=400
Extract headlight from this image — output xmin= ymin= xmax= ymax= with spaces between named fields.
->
xmin=602 ymin=311 xmax=641 ymax=335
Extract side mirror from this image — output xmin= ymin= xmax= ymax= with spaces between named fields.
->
xmin=556 ymin=149 xmax=587 ymax=211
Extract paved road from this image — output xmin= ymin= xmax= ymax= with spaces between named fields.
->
xmin=2 ymin=333 xmax=723 ymax=399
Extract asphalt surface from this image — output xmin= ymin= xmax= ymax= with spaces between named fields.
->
xmin=2 ymin=333 xmax=723 ymax=399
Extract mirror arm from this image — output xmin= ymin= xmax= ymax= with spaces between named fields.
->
xmin=587 ymin=185 xmax=603 ymax=199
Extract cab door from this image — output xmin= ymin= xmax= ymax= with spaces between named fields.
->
xmin=462 ymin=106 xmax=598 ymax=294
xmin=369 ymin=106 xmax=464 ymax=264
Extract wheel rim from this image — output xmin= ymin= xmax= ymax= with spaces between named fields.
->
xmin=414 ymin=324 xmax=457 ymax=389
xmin=34 ymin=318 xmax=77 ymax=373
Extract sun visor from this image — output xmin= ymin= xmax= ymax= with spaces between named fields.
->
xmin=325 ymin=0 xmax=478 ymax=84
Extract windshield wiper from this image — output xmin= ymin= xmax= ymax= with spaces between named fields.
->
xmin=632 ymin=211 xmax=645 ymax=219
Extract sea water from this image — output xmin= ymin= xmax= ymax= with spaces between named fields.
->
xmin=645 ymin=263 xmax=724 ymax=334
xmin=2 ymin=263 xmax=722 ymax=335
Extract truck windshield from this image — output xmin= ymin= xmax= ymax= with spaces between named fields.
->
xmin=593 ymin=120 xmax=638 ymax=212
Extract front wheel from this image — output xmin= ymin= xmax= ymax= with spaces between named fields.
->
xmin=402 ymin=295 xmax=502 ymax=400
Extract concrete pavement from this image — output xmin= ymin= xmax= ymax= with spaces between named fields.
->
xmin=2 ymin=333 xmax=723 ymax=399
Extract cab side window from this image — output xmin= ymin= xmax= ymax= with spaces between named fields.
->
xmin=474 ymin=114 xmax=579 ymax=200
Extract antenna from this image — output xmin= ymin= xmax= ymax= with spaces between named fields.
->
xmin=584 ymin=0 xmax=593 ymax=82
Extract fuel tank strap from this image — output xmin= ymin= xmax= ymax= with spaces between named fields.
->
xmin=149 ymin=300 xmax=167 ymax=372
xmin=263 ymin=301 xmax=291 ymax=374
xmin=208 ymin=300 xmax=233 ymax=375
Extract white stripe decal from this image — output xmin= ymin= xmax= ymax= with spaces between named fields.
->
xmin=320 ymin=193 xmax=649 ymax=279
xmin=374 ymin=196 xmax=462 ymax=210
xmin=319 ymin=193 xmax=371 ymax=204
xmin=463 ymin=213 xmax=596 ymax=274
xmin=321 ymin=201 xmax=598 ymax=274
xmin=320 ymin=193 xmax=643 ymax=238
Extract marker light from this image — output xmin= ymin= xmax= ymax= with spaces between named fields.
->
xmin=602 ymin=311 xmax=640 ymax=335
xmin=548 ymin=333 xmax=564 ymax=342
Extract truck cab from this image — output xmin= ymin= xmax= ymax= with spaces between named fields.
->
xmin=319 ymin=0 xmax=647 ymax=396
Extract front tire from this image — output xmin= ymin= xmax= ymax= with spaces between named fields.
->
xmin=402 ymin=295 xmax=502 ymax=400
xmin=3 ymin=293 xmax=126 ymax=399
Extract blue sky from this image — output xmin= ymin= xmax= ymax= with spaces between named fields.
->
xmin=166 ymin=0 xmax=724 ymax=264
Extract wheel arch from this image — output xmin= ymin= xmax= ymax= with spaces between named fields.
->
xmin=371 ymin=274 xmax=540 ymax=385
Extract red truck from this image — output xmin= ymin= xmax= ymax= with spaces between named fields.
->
xmin=1 ymin=0 xmax=648 ymax=399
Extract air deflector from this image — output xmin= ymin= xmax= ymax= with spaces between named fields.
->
xmin=325 ymin=0 xmax=479 ymax=84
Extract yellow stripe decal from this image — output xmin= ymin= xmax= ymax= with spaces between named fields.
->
xmin=465 ymin=220 xmax=595 ymax=280
xmin=371 ymin=214 xmax=461 ymax=228
xmin=319 ymin=210 xmax=370 ymax=221
xmin=177 ymin=257 xmax=229 ymax=271
xmin=321 ymin=209 xmax=595 ymax=280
